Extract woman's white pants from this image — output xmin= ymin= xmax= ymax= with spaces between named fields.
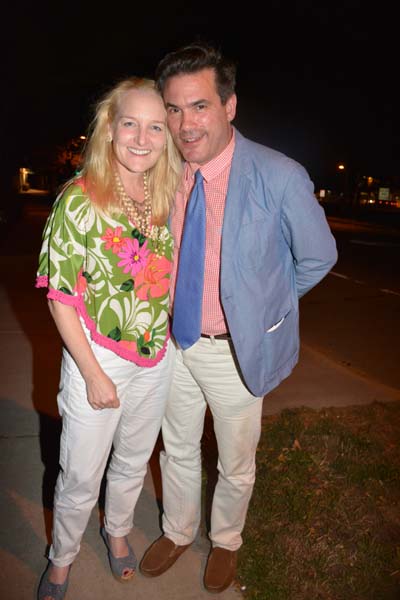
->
xmin=49 ymin=338 xmax=173 ymax=567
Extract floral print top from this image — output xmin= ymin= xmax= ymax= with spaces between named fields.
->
xmin=36 ymin=178 xmax=173 ymax=366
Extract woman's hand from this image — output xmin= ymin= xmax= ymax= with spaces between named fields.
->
xmin=85 ymin=370 xmax=120 ymax=410
xmin=47 ymin=300 xmax=121 ymax=411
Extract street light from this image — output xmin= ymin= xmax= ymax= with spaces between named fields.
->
xmin=337 ymin=163 xmax=349 ymax=201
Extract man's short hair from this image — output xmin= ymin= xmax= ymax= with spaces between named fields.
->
xmin=155 ymin=42 xmax=236 ymax=105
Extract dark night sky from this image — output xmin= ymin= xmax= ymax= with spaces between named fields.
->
xmin=4 ymin=0 xmax=399 ymax=189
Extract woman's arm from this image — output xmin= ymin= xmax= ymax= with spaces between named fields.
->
xmin=48 ymin=300 xmax=120 ymax=410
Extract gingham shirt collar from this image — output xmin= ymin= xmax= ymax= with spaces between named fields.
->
xmin=184 ymin=127 xmax=235 ymax=185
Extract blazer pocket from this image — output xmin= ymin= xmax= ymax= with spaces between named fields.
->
xmin=266 ymin=316 xmax=285 ymax=333
xmin=263 ymin=308 xmax=298 ymax=374
xmin=265 ymin=308 xmax=291 ymax=334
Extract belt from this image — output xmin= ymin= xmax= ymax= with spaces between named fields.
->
xmin=200 ymin=333 xmax=231 ymax=340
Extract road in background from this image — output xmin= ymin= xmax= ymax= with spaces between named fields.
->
xmin=301 ymin=216 xmax=400 ymax=390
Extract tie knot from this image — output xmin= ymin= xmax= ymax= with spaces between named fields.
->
xmin=194 ymin=169 xmax=203 ymax=185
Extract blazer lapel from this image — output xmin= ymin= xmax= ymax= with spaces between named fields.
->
xmin=220 ymin=130 xmax=251 ymax=296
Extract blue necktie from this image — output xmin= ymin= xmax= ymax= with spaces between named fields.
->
xmin=172 ymin=170 xmax=206 ymax=349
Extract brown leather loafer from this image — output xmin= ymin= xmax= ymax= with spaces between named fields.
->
xmin=139 ymin=535 xmax=191 ymax=577
xmin=204 ymin=547 xmax=237 ymax=593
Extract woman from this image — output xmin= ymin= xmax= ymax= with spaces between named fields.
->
xmin=36 ymin=77 xmax=181 ymax=600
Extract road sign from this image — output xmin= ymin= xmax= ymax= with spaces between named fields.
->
xmin=378 ymin=187 xmax=390 ymax=201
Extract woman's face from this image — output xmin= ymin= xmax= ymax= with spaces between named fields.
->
xmin=110 ymin=88 xmax=167 ymax=176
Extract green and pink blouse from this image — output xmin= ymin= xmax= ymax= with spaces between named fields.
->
xmin=36 ymin=178 xmax=173 ymax=366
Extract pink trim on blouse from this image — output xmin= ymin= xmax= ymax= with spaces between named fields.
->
xmin=36 ymin=276 xmax=169 ymax=367
xmin=35 ymin=275 xmax=49 ymax=288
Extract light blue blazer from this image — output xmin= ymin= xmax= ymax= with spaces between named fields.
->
xmin=220 ymin=129 xmax=338 ymax=396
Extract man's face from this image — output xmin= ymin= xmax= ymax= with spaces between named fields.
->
xmin=163 ymin=68 xmax=236 ymax=166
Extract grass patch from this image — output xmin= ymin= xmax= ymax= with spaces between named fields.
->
xmin=237 ymin=402 xmax=400 ymax=600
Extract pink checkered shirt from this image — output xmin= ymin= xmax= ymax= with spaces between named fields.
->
xmin=170 ymin=130 xmax=235 ymax=335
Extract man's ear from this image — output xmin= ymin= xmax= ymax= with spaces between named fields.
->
xmin=225 ymin=93 xmax=237 ymax=122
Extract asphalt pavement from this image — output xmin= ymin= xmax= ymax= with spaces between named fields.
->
xmin=1 ymin=200 xmax=399 ymax=599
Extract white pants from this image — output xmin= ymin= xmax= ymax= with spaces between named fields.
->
xmin=160 ymin=337 xmax=263 ymax=551
xmin=49 ymin=337 xmax=173 ymax=567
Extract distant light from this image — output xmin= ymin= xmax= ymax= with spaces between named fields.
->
xmin=80 ymin=135 xmax=86 ymax=140
xmin=338 ymin=164 xmax=345 ymax=170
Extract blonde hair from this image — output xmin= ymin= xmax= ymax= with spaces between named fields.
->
xmin=81 ymin=77 xmax=182 ymax=225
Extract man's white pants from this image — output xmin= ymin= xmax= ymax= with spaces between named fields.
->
xmin=49 ymin=337 xmax=173 ymax=567
xmin=160 ymin=337 xmax=263 ymax=551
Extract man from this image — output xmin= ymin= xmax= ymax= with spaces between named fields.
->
xmin=140 ymin=42 xmax=338 ymax=593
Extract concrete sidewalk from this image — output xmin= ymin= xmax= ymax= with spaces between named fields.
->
xmin=263 ymin=342 xmax=400 ymax=416
xmin=0 ymin=244 xmax=247 ymax=599
xmin=1 ymin=212 xmax=399 ymax=599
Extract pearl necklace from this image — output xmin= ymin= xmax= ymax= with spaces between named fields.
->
xmin=114 ymin=170 xmax=152 ymax=237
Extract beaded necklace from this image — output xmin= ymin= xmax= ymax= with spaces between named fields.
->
xmin=114 ymin=170 xmax=152 ymax=237
xmin=148 ymin=225 xmax=168 ymax=258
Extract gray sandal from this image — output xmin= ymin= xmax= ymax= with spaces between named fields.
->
xmin=101 ymin=527 xmax=137 ymax=582
xmin=37 ymin=562 xmax=70 ymax=600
